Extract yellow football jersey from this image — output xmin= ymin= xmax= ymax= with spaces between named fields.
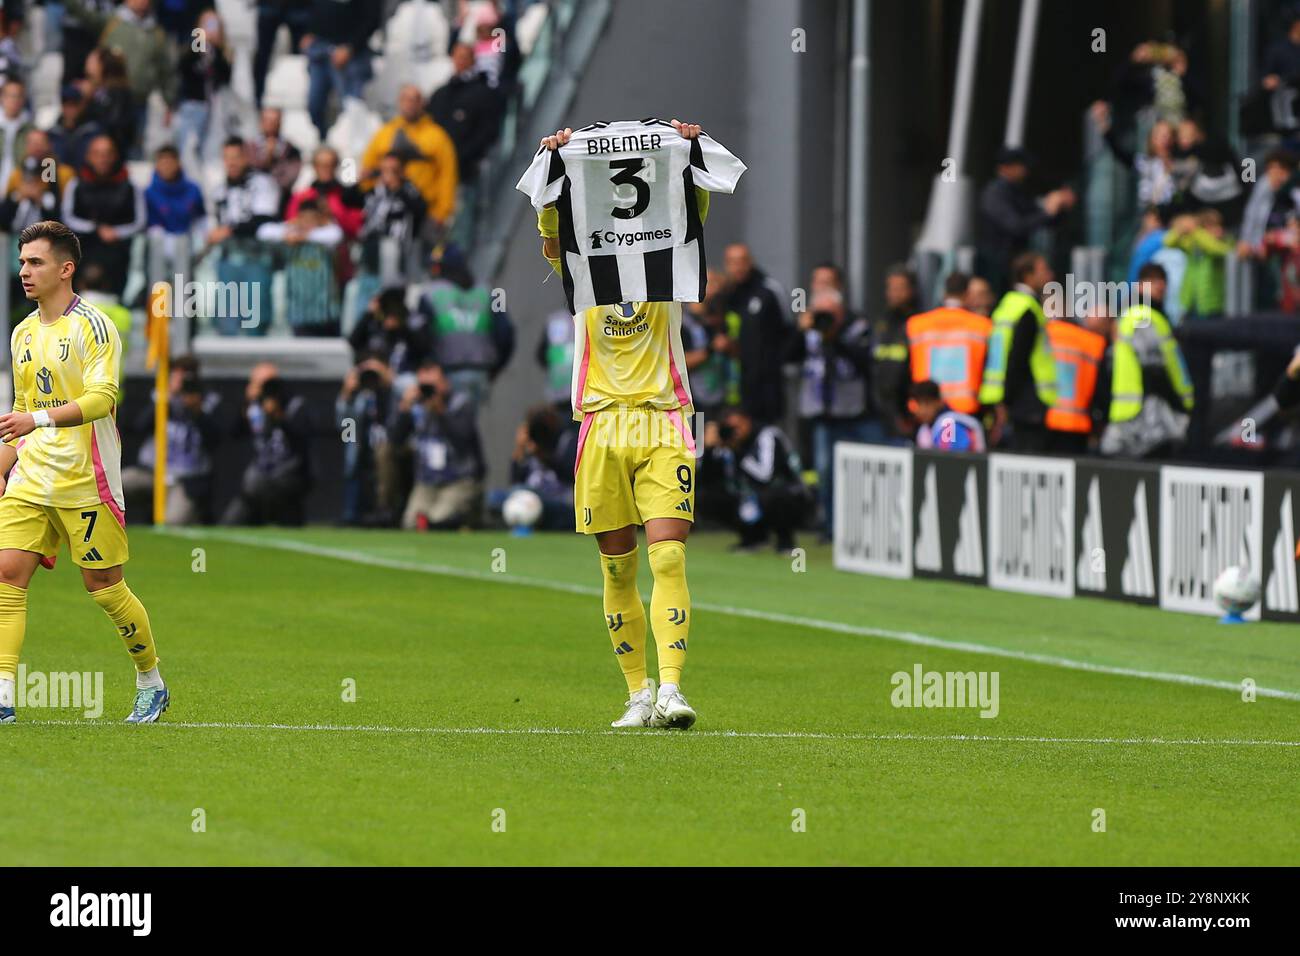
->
xmin=6 ymin=294 xmax=125 ymax=517
xmin=570 ymin=300 xmax=694 ymax=421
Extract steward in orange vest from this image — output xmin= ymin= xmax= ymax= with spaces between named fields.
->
xmin=1044 ymin=319 xmax=1106 ymax=442
xmin=905 ymin=279 xmax=992 ymax=416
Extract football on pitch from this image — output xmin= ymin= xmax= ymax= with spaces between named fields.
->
xmin=503 ymin=488 xmax=544 ymax=530
xmin=1212 ymin=565 xmax=1260 ymax=615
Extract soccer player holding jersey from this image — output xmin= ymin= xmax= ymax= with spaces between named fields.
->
xmin=0 ymin=221 xmax=168 ymax=724
xmin=527 ymin=120 xmax=742 ymax=729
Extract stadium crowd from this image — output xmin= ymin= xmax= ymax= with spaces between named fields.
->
xmin=2 ymin=2 xmax=1300 ymax=546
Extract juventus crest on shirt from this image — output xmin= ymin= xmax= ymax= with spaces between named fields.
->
xmin=516 ymin=118 xmax=746 ymax=314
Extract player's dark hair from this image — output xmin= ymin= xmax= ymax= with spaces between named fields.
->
xmin=223 ymin=135 xmax=246 ymax=151
xmin=1142 ymin=205 xmax=1168 ymax=228
xmin=910 ymin=379 xmax=942 ymax=402
xmin=885 ymin=263 xmax=916 ymax=288
xmin=258 ymin=377 xmax=285 ymax=401
xmin=812 ymin=261 xmax=845 ymax=288
xmin=155 ymin=144 xmax=180 ymax=161
xmin=1265 ymin=148 xmax=1297 ymax=173
xmin=80 ymin=261 xmax=108 ymax=291
xmin=18 ymin=220 xmax=81 ymax=267
xmin=376 ymin=287 xmax=408 ymax=320
xmin=944 ymin=271 xmax=971 ymax=298
xmin=525 ymin=404 xmax=562 ymax=454
xmin=1011 ymin=251 xmax=1044 ymax=283
xmin=1138 ymin=262 xmax=1167 ymax=283
xmin=92 ymin=47 xmax=130 ymax=88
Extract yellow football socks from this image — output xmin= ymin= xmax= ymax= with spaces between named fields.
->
xmin=648 ymin=540 xmax=690 ymax=687
xmin=0 ymin=581 xmax=27 ymax=682
xmin=90 ymin=579 xmax=159 ymax=673
xmin=600 ymin=548 xmax=648 ymax=694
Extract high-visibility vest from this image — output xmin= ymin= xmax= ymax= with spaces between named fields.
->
xmin=978 ymin=289 xmax=1057 ymax=408
xmin=1109 ymin=304 xmax=1195 ymax=423
xmin=904 ymin=306 xmax=993 ymax=411
xmin=905 ymin=306 xmax=992 ymax=414
xmin=1044 ymin=320 xmax=1106 ymax=433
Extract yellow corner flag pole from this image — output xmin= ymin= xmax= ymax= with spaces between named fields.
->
xmin=146 ymin=283 xmax=170 ymax=526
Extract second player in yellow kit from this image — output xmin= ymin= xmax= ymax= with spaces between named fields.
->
xmin=534 ymin=120 xmax=723 ymax=730
xmin=1 ymin=294 xmax=130 ymax=567
xmin=0 ymin=221 xmax=168 ymax=724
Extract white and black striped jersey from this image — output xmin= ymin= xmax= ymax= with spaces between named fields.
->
xmin=516 ymin=118 xmax=746 ymax=313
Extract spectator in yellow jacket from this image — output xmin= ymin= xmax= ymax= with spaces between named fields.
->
xmin=361 ymin=85 xmax=458 ymax=226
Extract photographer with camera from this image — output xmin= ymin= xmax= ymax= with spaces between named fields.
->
xmin=221 ymin=367 xmax=314 ymax=526
xmin=700 ymin=407 xmax=812 ymax=554
xmin=392 ymin=360 xmax=485 ymax=531
xmin=122 ymin=355 xmax=222 ymax=525
xmin=786 ymin=263 xmax=872 ymax=539
xmin=337 ymin=356 xmax=395 ymax=526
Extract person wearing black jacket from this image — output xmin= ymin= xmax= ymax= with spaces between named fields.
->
xmin=976 ymin=147 xmax=1073 ymax=292
xmin=391 ymin=362 xmax=485 ymax=531
xmin=122 ymin=362 xmax=222 ymax=524
xmin=998 ymin=252 xmax=1057 ymax=452
xmin=60 ymin=134 xmax=146 ymax=297
xmin=700 ymin=407 xmax=811 ymax=553
xmin=427 ymin=43 xmax=503 ymax=185
xmin=348 ymin=288 xmax=429 ymax=376
xmin=722 ymin=243 xmax=789 ymax=424
xmin=867 ymin=265 xmax=917 ymax=442
xmin=786 ymin=263 xmax=874 ymax=538
xmin=49 ymin=85 xmax=103 ymax=171
xmin=221 ymin=373 xmax=314 ymax=526
xmin=61 ymin=0 xmax=118 ymax=85
xmin=79 ymin=47 xmax=137 ymax=158
xmin=175 ymin=9 xmax=233 ymax=165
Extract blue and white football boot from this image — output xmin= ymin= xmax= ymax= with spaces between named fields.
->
xmin=125 ymin=685 xmax=170 ymax=724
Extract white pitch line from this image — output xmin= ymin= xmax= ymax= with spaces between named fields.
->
xmin=19 ymin=718 xmax=1300 ymax=748
xmin=152 ymin=527 xmax=1300 ymax=703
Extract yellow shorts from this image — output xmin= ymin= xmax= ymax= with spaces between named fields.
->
xmin=0 ymin=494 xmax=129 ymax=567
xmin=573 ymin=406 xmax=696 ymax=534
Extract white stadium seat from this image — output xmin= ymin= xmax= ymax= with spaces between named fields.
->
xmin=371 ymin=0 xmax=454 ymax=106
xmin=325 ymin=98 xmax=384 ymax=168
xmin=215 ymin=0 xmax=258 ymax=55
xmin=516 ymin=2 xmax=550 ymax=57
xmin=279 ymin=107 xmax=321 ymax=155
xmin=262 ymin=54 xmax=310 ymax=111
xmin=30 ymin=52 xmax=63 ymax=113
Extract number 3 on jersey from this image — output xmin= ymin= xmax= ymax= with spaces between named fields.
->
xmin=609 ymin=158 xmax=652 ymax=219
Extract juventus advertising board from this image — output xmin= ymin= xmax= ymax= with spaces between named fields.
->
xmin=833 ymin=444 xmax=1300 ymax=621
xmin=986 ymin=454 xmax=1075 ymax=598
xmin=833 ymin=443 xmax=912 ymax=578
xmin=911 ymin=451 xmax=988 ymax=584
xmin=1074 ymin=461 xmax=1160 ymax=605
xmin=1159 ymin=466 xmax=1264 ymax=620
xmin=1262 ymin=470 xmax=1300 ymax=622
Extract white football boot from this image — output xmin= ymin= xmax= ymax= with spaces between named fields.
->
xmin=611 ymin=679 xmax=656 ymax=728
xmin=651 ymin=684 xmax=697 ymax=730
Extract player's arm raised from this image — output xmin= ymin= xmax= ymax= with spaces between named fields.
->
xmin=536 ymin=121 xmax=703 ymax=265
xmin=537 ymin=127 xmax=572 ymax=265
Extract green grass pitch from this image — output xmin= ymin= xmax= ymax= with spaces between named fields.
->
xmin=1 ymin=526 xmax=1297 ymax=866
